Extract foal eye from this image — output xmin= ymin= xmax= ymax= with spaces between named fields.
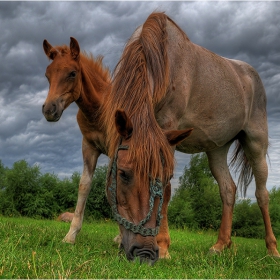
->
xmin=68 ymin=71 xmax=76 ymax=78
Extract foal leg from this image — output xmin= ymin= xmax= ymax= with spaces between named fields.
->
xmin=241 ymin=133 xmax=280 ymax=257
xmin=63 ymin=138 xmax=100 ymax=244
xmin=157 ymin=182 xmax=171 ymax=259
xmin=206 ymin=143 xmax=237 ymax=253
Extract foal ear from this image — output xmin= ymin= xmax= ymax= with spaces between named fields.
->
xmin=115 ymin=110 xmax=133 ymax=140
xmin=43 ymin=39 xmax=57 ymax=60
xmin=165 ymin=128 xmax=193 ymax=146
xmin=70 ymin=37 xmax=80 ymax=60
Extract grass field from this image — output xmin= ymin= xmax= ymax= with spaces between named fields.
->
xmin=0 ymin=216 xmax=279 ymax=279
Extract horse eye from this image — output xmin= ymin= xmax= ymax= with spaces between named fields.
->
xmin=68 ymin=71 xmax=76 ymax=78
xmin=119 ymin=170 xmax=130 ymax=182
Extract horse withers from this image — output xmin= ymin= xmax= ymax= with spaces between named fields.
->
xmin=103 ymin=12 xmax=279 ymax=264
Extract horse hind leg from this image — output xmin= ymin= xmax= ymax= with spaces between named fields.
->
xmin=206 ymin=142 xmax=237 ymax=254
xmin=238 ymin=130 xmax=280 ymax=257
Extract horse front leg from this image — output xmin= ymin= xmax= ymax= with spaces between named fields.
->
xmin=63 ymin=139 xmax=100 ymax=244
xmin=207 ymin=144 xmax=236 ymax=253
xmin=156 ymin=182 xmax=171 ymax=259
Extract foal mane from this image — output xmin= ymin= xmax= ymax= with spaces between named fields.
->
xmin=50 ymin=45 xmax=111 ymax=89
xmin=102 ymin=12 xmax=174 ymax=184
xmin=80 ymin=52 xmax=111 ymax=91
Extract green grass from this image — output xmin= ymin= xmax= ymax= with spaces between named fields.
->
xmin=0 ymin=216 xmax=279 ymax=278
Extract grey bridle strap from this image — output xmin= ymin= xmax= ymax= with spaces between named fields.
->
xmin=109 ymin=144 xmax=164 ymax=237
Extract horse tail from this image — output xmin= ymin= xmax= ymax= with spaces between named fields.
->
xmin=229 ymin=138 xmax=253 ymax=197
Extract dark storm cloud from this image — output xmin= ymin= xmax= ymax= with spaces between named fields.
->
xmin=0 ymin=1 xmax=280 ymax=198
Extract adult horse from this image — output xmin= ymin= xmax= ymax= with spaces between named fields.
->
xmin=42 ymin=37 xmax=190 ymax=258
xmin=103 ymin=12 xmax=279 ymax=264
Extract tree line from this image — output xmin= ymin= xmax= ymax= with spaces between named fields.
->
xmin=0 ymin=159 xmax=111 ymax=220
xmin=0 ymin=156 xmax=279 ymax=239
xmin=168 ymin=153 xmax=280 ymax=239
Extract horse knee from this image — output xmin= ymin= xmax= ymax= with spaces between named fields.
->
xmin=220 ymin=184 xmax=236 ymax=206
xmin=255 ymin=188 xmax=269 ymax=207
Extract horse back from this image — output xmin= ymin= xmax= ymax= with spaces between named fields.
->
xmin=157 ymin=17 xmax=266 ymax=150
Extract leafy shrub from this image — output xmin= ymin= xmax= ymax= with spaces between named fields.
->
xmin=0 ymin=159 xmax=110 ymax=220
xmin=168 ymin=153 xmax=222 ymax=230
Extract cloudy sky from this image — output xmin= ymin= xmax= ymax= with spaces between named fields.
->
xmin=0 ymin=1 xmax=280 ymax=200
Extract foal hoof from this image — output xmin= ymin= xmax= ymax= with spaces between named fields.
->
xmin=268 ymin=249 xmax=280 ymax=258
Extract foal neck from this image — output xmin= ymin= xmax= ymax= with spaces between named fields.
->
xmin=76 ymin=55 xmax=111 ymax=123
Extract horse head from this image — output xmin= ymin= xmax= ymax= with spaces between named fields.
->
xmin=106 ymin=109 xmax=192 ymax=264
xmin=42 ymin=37 xmax=81 ymax=121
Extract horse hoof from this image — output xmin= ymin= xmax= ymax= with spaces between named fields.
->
xmin=159 ymin=249 xmax=171 ymax=259
xmin=209 ymin=246 xmax=222 ymax=255
xmin=113 ymin=234 xmax=122 ymax=245
xmin=62 ymin=236 xmax=75 ymax=244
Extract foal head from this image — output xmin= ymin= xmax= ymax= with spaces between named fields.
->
xmin=42 ymin=37 xmax=81 ymax=121
xmin=107 ymin=110 xmax=192 ymax=264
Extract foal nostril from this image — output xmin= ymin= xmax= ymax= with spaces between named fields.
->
xmin=43 ymin=103 xmax=56 ymax=115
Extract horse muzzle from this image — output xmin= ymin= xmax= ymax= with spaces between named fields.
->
xmin=122 ymin=242 xmax=159 ymax=265
xmin=42 ymin=102 xmax=63 ymax=122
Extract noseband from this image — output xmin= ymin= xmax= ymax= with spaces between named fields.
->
xmin=108 ymin=144 xmax=164 ymax=237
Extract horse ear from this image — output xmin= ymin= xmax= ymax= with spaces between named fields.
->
xmin=115 ymin=110 xmax=133 ymax=140
xmin=164 ymin=128 xmax=193 ymax=146
xmin=70 ymin=37 xmax=80 ymax=60
xmin=43 ymin=39 xmax=57 ymax=60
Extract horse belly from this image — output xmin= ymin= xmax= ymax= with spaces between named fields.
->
xmin=175 ymin=108 xmax=245 ymax=154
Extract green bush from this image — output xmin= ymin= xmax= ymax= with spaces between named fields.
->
xmin=85 ymin=165 xmax=112 ymax=220
xmin=168 ymin=154 xmax=280 ymax=240
xmin=168 ymin=153 xmax=222 ymax=230
xmin=1 ymin=157 xmax=279 ymax=240
xmin=232 ymin=199 xmax=264 ymax=239
xmin=0 ymin=159 xmax=110 ymax=220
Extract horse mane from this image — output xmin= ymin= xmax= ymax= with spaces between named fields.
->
xmin=102 ymin=12 xmax=175 ymax=185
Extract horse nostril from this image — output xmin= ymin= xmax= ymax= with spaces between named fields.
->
xmin=129 ymin=245 xmax=159 ymax=265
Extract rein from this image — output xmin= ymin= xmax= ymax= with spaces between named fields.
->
xmin=108 ymin=144 xmax=164 ymax=237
